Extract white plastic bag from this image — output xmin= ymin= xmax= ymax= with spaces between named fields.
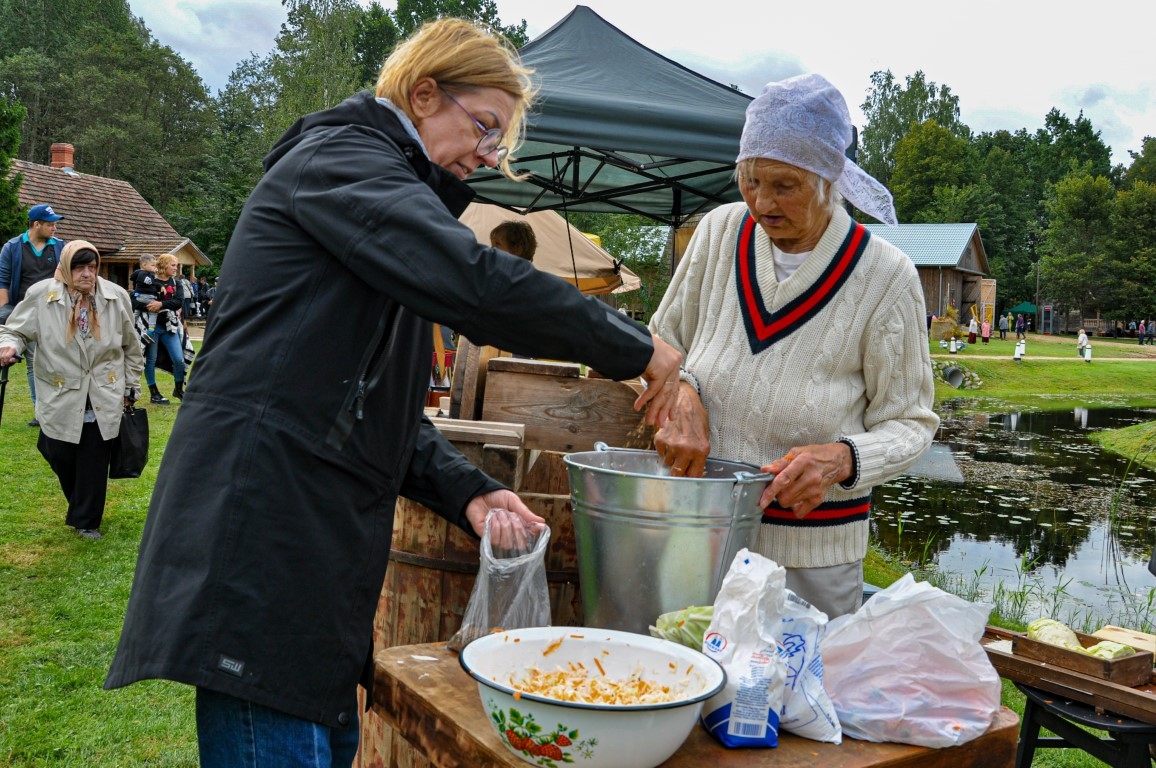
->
xmin=700 ymin=549 xmax=787 ymax=748
xmin=447 ymin=509 xmax=550 ymax=651
xmin=821 ymin=573 xmax=1002 ymax=748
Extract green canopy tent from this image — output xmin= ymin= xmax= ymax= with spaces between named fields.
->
xmin=465 ymin=5 xmax=752 ymax=226
xmin=1007 ymin=302 xmax=1037 ymax=315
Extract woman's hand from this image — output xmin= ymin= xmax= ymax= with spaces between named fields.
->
xmin=633 ymin=335 xmax=682 ymax=427
xmin=464 ymin=489 xmax=546 ymax=547
xmin=654 ymin=383 xmax=710 ymax=477
xmin=146 ymin=300 xmax=162 ymax=312
xmin=758 ymin=441 xmax=854 ymax=517
xmin=0 ymin=346 xmax=19 ymax=367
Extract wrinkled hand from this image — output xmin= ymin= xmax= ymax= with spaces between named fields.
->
xmin=633 ymin=335 xmax=682 ymax=427
xmin=654 ymin=383 xmax=711 ymax=477
xmin=758 ymin=441 xmax=854 ymax=518
xmin=464 ymin=489 xmax=546 ymax=548
xmin=0 ymin=346 xmax=19 ymax=367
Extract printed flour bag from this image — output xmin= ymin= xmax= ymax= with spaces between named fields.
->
xmin=775 ymin=590 xmax=841 ymax=743
xmin=700 ymin=549 xmax=787 ymax=748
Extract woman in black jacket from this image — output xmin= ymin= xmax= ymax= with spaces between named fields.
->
xmin=106 ymin=18 xmax=681 ymax=768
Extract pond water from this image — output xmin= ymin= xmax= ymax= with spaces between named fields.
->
xmin=871 ymin=404 xmax=1156 ymax=632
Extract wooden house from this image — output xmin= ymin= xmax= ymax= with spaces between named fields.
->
xmin=8 ymin=143 xmax=210 ymax=288
xmin=864 ymin=222 xmax=990 ymax=321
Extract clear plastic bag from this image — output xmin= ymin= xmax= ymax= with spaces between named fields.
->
xmin=821 ymin=573 xmax=1002 ymax=748
xmin=447 ymin=509 xmax=551 ymax=652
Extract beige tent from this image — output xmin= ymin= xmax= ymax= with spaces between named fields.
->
xmin=459 ymin=203 xmax=640 ymax=295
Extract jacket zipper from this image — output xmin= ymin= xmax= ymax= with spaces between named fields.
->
xmin=325 ymin=304 xmax=402 ymax=451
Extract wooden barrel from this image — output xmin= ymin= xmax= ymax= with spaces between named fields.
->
xmin=354 ymin=451 xmax=579 ymax=768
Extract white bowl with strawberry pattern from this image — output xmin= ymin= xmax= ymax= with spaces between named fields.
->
xmin=459 ymin=626 xmax=725 ymax=768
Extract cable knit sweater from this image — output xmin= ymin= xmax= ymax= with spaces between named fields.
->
xmin=651 ymin=203 xmax=938 ymax=568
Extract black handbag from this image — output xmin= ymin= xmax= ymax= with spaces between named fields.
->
xmin=109 ymin=405 xmax=149 ymax=479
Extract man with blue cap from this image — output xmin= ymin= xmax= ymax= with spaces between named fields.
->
xmin=0 ymin=203 xmax=67 ymax=426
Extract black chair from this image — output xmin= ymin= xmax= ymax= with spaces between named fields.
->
xmin=1014 ymin=682 xmax=1156 ymax=768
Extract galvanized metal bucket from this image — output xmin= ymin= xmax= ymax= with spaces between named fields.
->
xmin=563 ymin=442 xmax=772 ymax=634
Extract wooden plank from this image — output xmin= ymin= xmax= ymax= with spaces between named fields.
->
xmin=372 ymin=643 xmax=1019 ymax=768
xmin=1093 ymin=625 xmax=1156 ymax=657
xmin=481 ymin=368 xmax=654 ymax=452
xmin=480 ymin=444 xmax=526 ymax=493
xmin=452 ymin=339 xmax=501 ymax=422
xmin=487 ymin=357 xmax=580 ymax=377
xmin=429 ymin=417 xmax=525 ymax=447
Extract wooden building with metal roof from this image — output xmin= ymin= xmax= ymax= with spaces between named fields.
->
xmin=863 ymin=222 xmax=990 ymax=319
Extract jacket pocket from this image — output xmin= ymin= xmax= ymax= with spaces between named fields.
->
xmin=325 ymin=304 xmax=401 ymax=452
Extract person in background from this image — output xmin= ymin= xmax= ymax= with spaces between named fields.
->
xmin=178 ymin=269 xmax=194 ymax=319
xmin=998 ymin=313 xmax=1009 ymax=341
xmin=1147 ymin=320 xmax=1155 ymax=346
xmin=138 ymin=254 xmax=186 ymax=404
xmin=1015 ymin=313 xmax=1025 ymax=340
xmin=980 ymin=317 xmax=991 ymax=344
xmin=105 ymin=18 xmax=681 ymax=768
xmin=489 ymin=220 xmax=537 ymax=262
xmin=197 ymin=277 xmax=210 ymax=316
xmin=1139 ymin=319 xmax=1147 ymax=346
xmin=1077 ymin=328 xmax=1088 ymax=357
xmin=0 ymin=241 xmax=143 ymax=540
xmin=0 ymin=203 xmax=68 ymax=427
xmin=650 ymin=73 xmax=937 ymax=619
xmin=967 ymin=316 xmax=978 ymax=345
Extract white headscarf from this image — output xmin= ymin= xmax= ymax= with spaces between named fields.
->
xmin=737 ymin=73 xmax=898 ymax=226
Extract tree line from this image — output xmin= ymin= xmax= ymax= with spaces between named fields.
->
xmin=857 ymin=70 xmax=1155 ymax=326
xmin=1 ymin=1 xmax=1153 ymax=325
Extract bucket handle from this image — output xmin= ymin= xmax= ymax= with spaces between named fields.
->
xmin=732 ymin=471 xmax=775 ymax=500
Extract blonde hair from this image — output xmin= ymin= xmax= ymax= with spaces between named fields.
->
xmin=375 ymin=17 xmax=535 ymax=179
xmin=156 ymin=253 xmax=178 ymax=272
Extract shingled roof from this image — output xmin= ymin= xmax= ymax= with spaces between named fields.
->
xmin=7 ymin=146 xmax=209 ymax=266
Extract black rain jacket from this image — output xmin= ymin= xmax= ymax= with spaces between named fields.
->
xmin=105 ymin=91 xmax=654 ymax=727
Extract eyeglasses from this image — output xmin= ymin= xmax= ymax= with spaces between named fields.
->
xmin=440 ymin=87 xmax=508 ymax=164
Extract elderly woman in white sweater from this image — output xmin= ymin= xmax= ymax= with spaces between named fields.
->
xmin=650 ymin=74 xmax=939 ymax=618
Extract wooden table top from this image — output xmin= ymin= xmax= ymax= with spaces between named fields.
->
xmin=371 ymin=643 xmax=1019 ymax=768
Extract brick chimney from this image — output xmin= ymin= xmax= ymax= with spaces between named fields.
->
xmin=50 ymin=143 xmax=75 ymax=170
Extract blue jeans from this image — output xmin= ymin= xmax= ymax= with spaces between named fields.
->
xmin=144 ymin=327 xmax=185 ymax=386
xmin=196 ymin=687 xmax=360 ymax=768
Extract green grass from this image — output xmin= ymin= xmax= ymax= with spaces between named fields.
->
xmin=4 ymin=337 xmax=1155 ymax=766
xmin=932 ymin=332 xmax=1156 ymax=410
xmin=1089 ymin=421 xmax=1156 ymax=472
xmin=0 ymin=366 xmax=198 ymax=767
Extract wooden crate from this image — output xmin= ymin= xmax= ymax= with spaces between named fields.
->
xmin=480 ymin=357 xmax=653 ymax=452
xmin=1011 ymin=629 xmax=1154 ymax=687
xmin=983 ymin=626 xmax=1156 ymax=724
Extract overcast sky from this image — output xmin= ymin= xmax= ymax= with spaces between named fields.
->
xmin=132 ymin=0 xmax=1154 ymax=166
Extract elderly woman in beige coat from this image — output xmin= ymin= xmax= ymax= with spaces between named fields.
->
xmin=0 ymin=240 xmax=143 ymax=539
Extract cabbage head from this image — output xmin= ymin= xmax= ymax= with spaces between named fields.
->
xmin=1026 ymin=618 xmax=1083 ymax=652
xmin=649 ymin=605 xmax=714 ymax=650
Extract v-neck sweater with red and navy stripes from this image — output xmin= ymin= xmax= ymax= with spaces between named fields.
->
xmin=651 ymin=204 xmax=938 ymax=569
